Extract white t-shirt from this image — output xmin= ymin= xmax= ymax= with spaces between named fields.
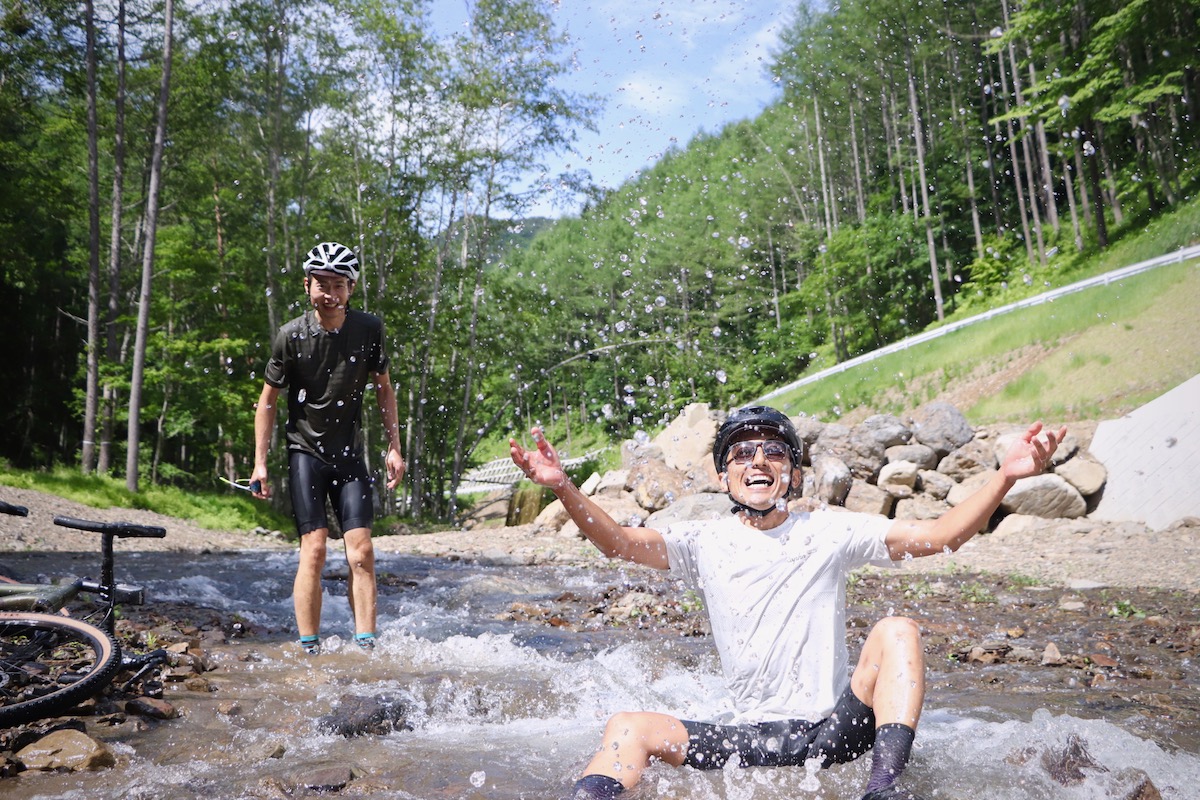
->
xmin=662 ymin=510 xmax=894 ymax=724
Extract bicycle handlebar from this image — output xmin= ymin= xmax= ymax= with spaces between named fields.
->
xmin=54 ymin=516 xmax=167 ymax=539
xmin=0 ymin=501 xmax=29 ymax=517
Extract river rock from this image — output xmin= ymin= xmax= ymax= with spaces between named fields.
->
xmin=1000 ymin=474 xmax=1087 ymax=518
xmin=886 ymin=443 xmax=939 ymax=470
xmin=1054 ymin=455 xmax=1107 ymax=497
xmin=908 ymin=402 xmax=975 ymax=457
xmin=917 ymin=469 xmax=954 ymax=500
xmin=645 ymin=493 xmax=730 ymax=526
xmin=813 ymin=423 xmax=885 ymax=481
xmin=894 ymin=495 xmax=951 ymax=520
xmin=844 ymin=481 xmax=894 ymax=516
xmin=937 ymin=438 xmax=998 ymax=480
xmin=534 ymin=498 xmax=570 ymax=530
xmin=559 ymin=495 xmax=645 ymax=539
xmin=626 ymin=458 xmax=686 ymax=512
xmin=593 ymin=469 xmax=629 ymax=497
xmin=16 ymin=729 xmax=116 ymax=771
xmin=878 ymin=460 xmax=919 ymax=491
xmin=317 ymin=694 xmax=408 ymax=738
xmin=810 ymin=454 xmax=852 ymax=506
xmin=126 ymin=697 xmax=178 ymax=720
xmin=294 ymin=764 xmax=355 ymax=792
xmin=653 ymin=402 xmax=717 ymax=472
xmin=856 ymin=413 xmax=912 ymax=448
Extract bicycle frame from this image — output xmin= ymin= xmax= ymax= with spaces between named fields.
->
xmin=0 ymin=501 xmax=165 ymax=634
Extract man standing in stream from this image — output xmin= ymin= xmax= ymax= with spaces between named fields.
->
xmin=251 ymin=241 xmax=405 ymax=655
xmin=509 ymin=405 xmax=1065 ymax=800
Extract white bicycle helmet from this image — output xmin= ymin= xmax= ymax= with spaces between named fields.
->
xmin=303 ymin=241 xmax=359 ymax=281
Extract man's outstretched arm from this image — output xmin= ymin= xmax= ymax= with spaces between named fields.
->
xmin=886 ymin=420 xmax=1067 ymax=560
xmin=510 ymin=428 xmax=670 ymax=569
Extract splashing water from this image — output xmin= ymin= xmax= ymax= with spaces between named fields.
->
xmin=2 ymin=551 xmax=1197 ymax=799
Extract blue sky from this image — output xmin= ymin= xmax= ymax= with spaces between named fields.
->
xmin=430 ymin=1 xmax=794 ymax=218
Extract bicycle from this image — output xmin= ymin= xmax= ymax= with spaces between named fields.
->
xmin=0 ymin=499 xmax=169 ymax=727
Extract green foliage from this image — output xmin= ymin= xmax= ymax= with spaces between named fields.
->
xmin=3 ymin=0 xmax=1198 ymax=525
xmin=0 ymin=463 xmax=292 ymax=533
xmin=959 ymin=582 xmax=996 ymax=605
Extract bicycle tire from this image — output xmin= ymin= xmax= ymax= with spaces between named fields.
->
xmin=0 ymin=612 xmax=122 ymax=727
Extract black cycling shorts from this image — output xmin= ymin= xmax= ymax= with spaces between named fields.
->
xmin=682 ymin=686 xmax=876 ymax=770
xmin=288 ymin=450 xmax=374 ymax=537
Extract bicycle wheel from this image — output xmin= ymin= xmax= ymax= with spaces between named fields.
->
xmin=0 ymin=612 xmax=122 ymax=727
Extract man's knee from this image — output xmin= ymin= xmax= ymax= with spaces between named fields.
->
xmin=873 ymin=615 xmax=922 ymax=648
xmin=343 ymin=529 xmax=375 ymax=573
xmin=299 ymin=532 xmax=329 ymax=568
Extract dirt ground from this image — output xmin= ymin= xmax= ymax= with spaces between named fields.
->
xmin=4 ymin=484 xmax=1200 ymax=594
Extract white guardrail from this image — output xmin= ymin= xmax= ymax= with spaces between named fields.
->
xmin=757 ymin=244 xmax=1200 ymax=404
xmin=456 ymin=446 xmax=610 ymax=496
xmin=456 ymin=244 xmax=1199 ymax=497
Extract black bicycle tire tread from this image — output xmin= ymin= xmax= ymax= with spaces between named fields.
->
xmin=0 ymin=612 xmax=122 ymax=727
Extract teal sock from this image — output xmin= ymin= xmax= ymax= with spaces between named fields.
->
xmin=355 ymin=632 xmax=377 ymax=649
xmin=299 ymin=635 xmax=320 ymax=644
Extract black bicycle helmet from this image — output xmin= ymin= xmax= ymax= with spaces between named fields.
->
xmin=713 ymin=405 xmax=804 ymax=473
xmin=303 ymin=241 xmax=360 ymax=282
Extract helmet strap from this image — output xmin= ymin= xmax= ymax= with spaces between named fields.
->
xmin=730 ymin=500 xmax=776 ymax=518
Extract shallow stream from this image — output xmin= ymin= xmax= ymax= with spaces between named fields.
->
xmin=2 ymin=548 xmax=1198 ymax=799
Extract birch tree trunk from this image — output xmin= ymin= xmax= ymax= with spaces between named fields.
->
xmin=906 ymin=58 xmax=944 ymax=322
xmin=82 ymin=0 xmax=101 ymax=473
xmin=126 ymin=0 xmax=173 ymax=492
xmin=99 ymin=0 xmax=128 ymax=474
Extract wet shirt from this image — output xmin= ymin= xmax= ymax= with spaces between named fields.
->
xmin=662 ymin=510 xmax=894 ymax=724
xmin=264 ymin=309 xmax=389 ymax=464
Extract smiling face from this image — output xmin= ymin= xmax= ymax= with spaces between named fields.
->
xmin=305 ymin=269 xmax=354 ymax=321
xmin=721 ymin=429 xmax=795 ymax=515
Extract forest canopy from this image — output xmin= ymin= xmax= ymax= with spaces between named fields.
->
xmin=2 ymin=0 xmax=1196 ymax=522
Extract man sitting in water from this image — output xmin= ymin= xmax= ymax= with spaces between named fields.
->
xmin=509 ymin=405 xmax=1066 ymax=800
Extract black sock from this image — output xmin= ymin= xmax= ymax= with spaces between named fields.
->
xmin=569 ymin=774 xmax=624 ymax=799
xmin=864 ymin=723 xmax=915 ymax=793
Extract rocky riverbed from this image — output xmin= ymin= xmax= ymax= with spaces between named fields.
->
xmin=2 ymin=486 xmax=1200 ymax=793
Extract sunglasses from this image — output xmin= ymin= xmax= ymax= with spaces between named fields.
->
xmin=725 ymin=439 xmax=792 ymax=465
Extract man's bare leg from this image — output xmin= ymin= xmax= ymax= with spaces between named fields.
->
xmin=578 ymin=710 xmax=690 ymax=790
xmin=294 ymin=528 xmax=330 ymax=639
xmin=343 ymin=527 xmax=377 ymax=637
xmin=851 ymin=615 xmax=926 ymax=799
xmin=851 ymin=615 xmax=925 ymax=727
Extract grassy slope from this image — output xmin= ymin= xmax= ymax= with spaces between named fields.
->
xmin=772 ymin=260 xmax=1200 ymax=425
xmin=767 ymin=192 xmax=1200 ymax=427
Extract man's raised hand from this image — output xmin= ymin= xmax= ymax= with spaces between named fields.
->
xmin=509 ymin=427 xmax=568 ymax=490
xmin=1001 ymin=421 xmax=1068 ymax=480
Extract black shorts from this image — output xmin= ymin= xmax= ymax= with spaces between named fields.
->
xmin=288 ymin=450 xmax=375 ymax=537
xmin=682 ymin=686 xmax=876 ymax=770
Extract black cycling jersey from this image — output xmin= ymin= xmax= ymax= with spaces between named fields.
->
xmin=265 ymin=309 xmax=389 ymax=464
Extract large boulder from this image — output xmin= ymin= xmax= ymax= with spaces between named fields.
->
xmin=559 ymin=495 xmax=647 ymax=539
xmin=810 ymin=454 xmax=853 ymax=506
xmin=626 ymin=459 xmax=687 ymax=512
xmin=16 ymin=729 xmax=116 ymax=771
xmin=1000 ymin=474 xmax=1087 ymax=518
xmin=938 ymin=438 xmax=998 ymax=481
xmin=844 ymin=482 xmax=895 ymax=516
xmin=813 ymin=423 xmax=886 ymax=481
xmin=909 ymin=402 xmax=975 ymax=457
xmin=857 ymin=414 xmax=912 ymax=449
xmin=886 ymin=443 xmax=939 ymax=471
xmin=1054 ymin=455 xmax=1107 ymax=498
xmin=646 ymin=493 xmax=732 ymax=527
xmin=653 ymin=402 xmax=718 ymax=473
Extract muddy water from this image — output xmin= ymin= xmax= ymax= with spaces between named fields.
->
xmin=2 ymin=549 xmax=1198 ymax=799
